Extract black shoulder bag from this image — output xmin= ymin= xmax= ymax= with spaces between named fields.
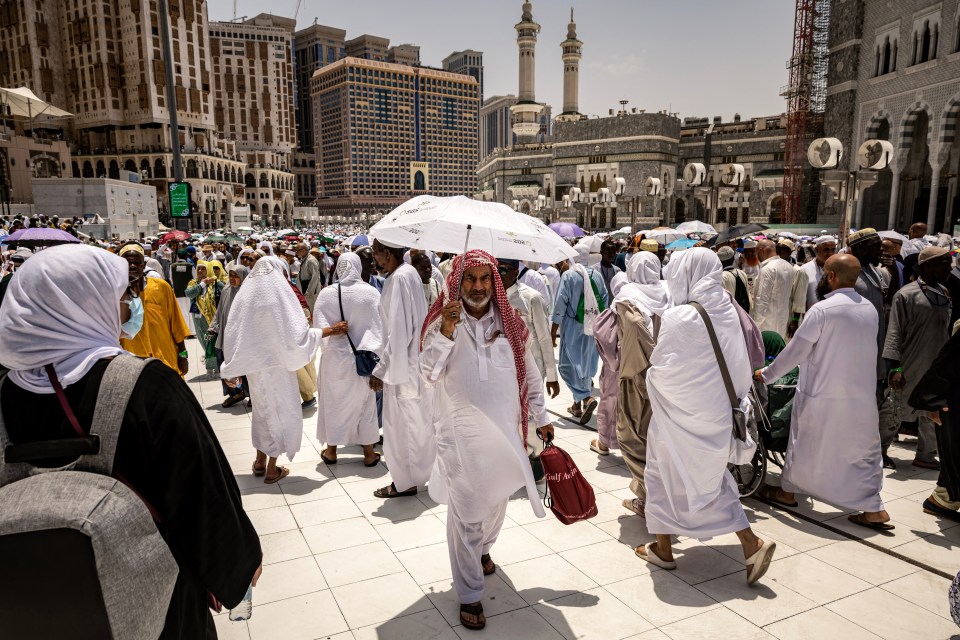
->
xmin=689 ymin=302 xmax=748 ymax=441
xmin=338 ymin=284 xmax=381 ymax=377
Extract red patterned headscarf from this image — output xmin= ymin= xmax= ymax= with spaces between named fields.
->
xmin=420 ymin=250 xmax=532 ymax=443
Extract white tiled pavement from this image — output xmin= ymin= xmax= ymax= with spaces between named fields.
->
xmin=183 ymin=340 xmax=960 ymax=640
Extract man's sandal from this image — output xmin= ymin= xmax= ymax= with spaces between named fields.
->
xmin=263 ymin=466 xmax=289 ymax=485
xmin=459 ymin=602 xmax=486 ymax=630
xmin=252 ymin=461 xmax=266 ymax=477
xmin=481 ymin=553 xmax=496 ymax=576
xmin=374 ymin=482 xmax=417 ymax=499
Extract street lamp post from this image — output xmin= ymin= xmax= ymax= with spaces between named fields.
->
xmin=807 ymin=137 xmax=889 ymax=245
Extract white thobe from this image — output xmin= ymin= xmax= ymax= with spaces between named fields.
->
xmin=761 ymin=288 xmax=883 ymax=512
xmin=519 ymin=267 xmax=550 ymax=307
xmin=540 ymin=266 xmax=561 ymax=309
xmin=314 ymin=282 xmax=382 ymax=448
xmin=800 ymin=259 xmax=823 ymax=310
xmin=645 ymin=301 xmax=752 ymax=538
xmin=247 ymin=369 xmax=302 ymax=459
xmin=420 ymin=305 xmax=547 ymax=603
xmin=506 ymin=282 xmax=558 ymax=384
xmin=373 ymin=263 xmax=435 ymax=492
xmin=752 ymin=256 xmax=800 ymax=337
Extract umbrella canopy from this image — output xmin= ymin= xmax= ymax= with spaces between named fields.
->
xmin=276 ymin=228 xmax=296 ymax=237
xmin=160 ymin=230 xmax=191 ymax=243
xmin=223 ymin=234 xmax=245 ymax=245
xmin=371 ymin=195 xmax=577 ymax=263
xmin=666 ymin=238 xmax=698 ymax=250
xmin=674 ymin=220 xmax=717 ymax=235
xmin=645 ymin=228 xmax=685 ymax=244
xmin=235 ymin=226 xmax=255 ymax=234
xmin=203 ymin=233 xmax=226 ymax=243
xmin=0 ymin=87 xmax=72 ymax=119
xmin=704 ymin=223 xmax=769 ymax=247
xmin=3 ymin=227 xmax=80 ymax=247
xmin=547 ymin=222 xmax=586 ymax=238
xmin=349 ymin=233 xmax=370 ymax=246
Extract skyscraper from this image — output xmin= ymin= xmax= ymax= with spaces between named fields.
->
xmin=311 ymin=57 xmax=479 ymax=220
xmin=443 ymin=50 xmax=484 ymax=162
xmin=209 ymin=14 xmax=297 ymax=226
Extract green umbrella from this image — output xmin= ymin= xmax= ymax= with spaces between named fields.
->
xmin=204 ymin=233 xmax=226 ymax=243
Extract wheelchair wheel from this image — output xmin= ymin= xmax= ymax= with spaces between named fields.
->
xmin=730 ymin=438 xmax=767 ymax=499
xmin=766 ymin=448 xmax=785 ymax=469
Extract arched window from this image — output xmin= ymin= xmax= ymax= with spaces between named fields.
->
xmin=140 ymin=159 xmax=151 ymax=178
xmin=414 ymin=171 xmax=425 ymax=191
xmin=108 ymin=160 xmax=120 ymax=179
xmin=920 ymin=20 xmax=931 ymax=62
xmin=82 ymin=161 xmax=94 ymax=178
xmin=124 ymin=159 xmax=137 ymax=173
xmin=216 ymin=165 xmax=223 ymax=181
xmin=881 ymin=37 xmax=891 ymax=75
xmin=71 ymin=161 xmax=80 ymax=178
xmin=96 ymin=160 xmax=106 ymax=178
xmin=186 ymin=159 xmax=198 ymax=178
xmin=245 ymin=173 xmax=256 ymax=188
xmin=259 ymin=173 xmax=268 ymax=187
xmin=154 ymin=158 xmax=166 ymax=178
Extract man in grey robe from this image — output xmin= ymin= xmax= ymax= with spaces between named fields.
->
xmin=883 ymin=247 xmax=954 ymax=470
xmin=296 ymin=242 xmax=324 ymax=311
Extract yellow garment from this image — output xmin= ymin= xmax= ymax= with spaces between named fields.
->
xmin=207 ymin=260 xmax=228 ymax=283
xmin=189 ymin=262 xmax=218 ymax=324
xmin=121 ymin=277 xmax=191 ymax=374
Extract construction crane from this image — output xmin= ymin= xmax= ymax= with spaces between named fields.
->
xmin=781 ymin=0 xmax=830 ymax=223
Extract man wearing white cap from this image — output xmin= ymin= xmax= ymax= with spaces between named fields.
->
xmin=737 ymin=239 xmax=761 ymax=297
xmin=800 ymin=235 xmax=837 ymax=309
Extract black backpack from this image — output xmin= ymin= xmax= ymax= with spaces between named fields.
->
xmin=731 ymin=271 xmax=751 ymax=313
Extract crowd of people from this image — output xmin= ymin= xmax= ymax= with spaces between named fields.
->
xmin=0 ymin=215 xmax=958 ymax=636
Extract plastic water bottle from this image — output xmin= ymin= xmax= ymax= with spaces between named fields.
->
xmin=228 ymin=585 xmax=253 ymax=621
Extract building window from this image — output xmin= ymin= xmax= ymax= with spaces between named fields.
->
xmin=874 ymin=30 xmax=898 ymax=76
xmin=911 ymin=13 xmax=941 ymax=64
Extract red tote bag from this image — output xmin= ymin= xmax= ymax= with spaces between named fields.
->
xmin=539 ymin=437 xmax=598 ymax=525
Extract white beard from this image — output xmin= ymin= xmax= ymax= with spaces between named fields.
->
xmin=463 ymin=293 xmax=492 ymax=310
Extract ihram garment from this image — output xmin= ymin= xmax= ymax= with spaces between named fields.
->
xmin=314 ymin=253 xmax=382 ymax=447
xmin=645 ymin=248 xmax=752 ymax=538
xmin=221 ymin=257 xmax=323 ymax=459
xmin=373 ymin=262 xmax=434 ymax=491
xmin=419 ymin=251 xmax=546 ymax=605
xmin=762 ymin=288 xmax=884 ymax=512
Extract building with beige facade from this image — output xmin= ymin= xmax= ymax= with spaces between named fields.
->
xmin=0 ymin=0 xmax=251 ymax=229
xmin=311 ymin=57 xmax=479 ymax=221
xmin=209 ymin=14 xmax=296 ymax=226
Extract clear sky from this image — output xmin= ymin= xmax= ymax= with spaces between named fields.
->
xmin=209 ymin=0 xmax=796 ymax=121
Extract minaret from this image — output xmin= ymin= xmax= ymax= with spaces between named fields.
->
xmin=510 ymin=1 xmax=544 ymax=142
xmin=556 ymin=8 xmax=583 ymax=122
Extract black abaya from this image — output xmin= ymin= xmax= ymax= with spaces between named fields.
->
xmin=1 ymin=358 xmax=262 ymax=639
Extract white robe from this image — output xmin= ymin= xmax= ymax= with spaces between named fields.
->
xmin=222 ymin=257 xmax=323 ymax=459
xmin=761 ymin=288 xmax=883 ymax=512
xmin=373 ymin=263 xmax=435 ymax=491
xmin=314 ymin=255 xmax=383 ymax=447
xmin=752 ymin=256 xmax=799 ymax=337
xmin=645 ymin=250 xmax=752 ymax=538
xmin=420 ymin=305 xmax=547 ymax=524
xmin=800 ymin=259 xmax=823 ymax=310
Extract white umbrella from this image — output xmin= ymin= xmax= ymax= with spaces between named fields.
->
xmin=674 ymin=220 xmax=716 ymax=235
xmin=645 ymin=228 xmax=685 ymax=244
xmin=370 ymin=195 xmax=577 ymax=263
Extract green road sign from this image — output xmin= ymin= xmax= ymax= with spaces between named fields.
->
xmin=169 ymin=182 xmax=191 ymax=218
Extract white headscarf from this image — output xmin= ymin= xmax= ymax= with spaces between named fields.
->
xmin=663 ymin=248 xmax=729 ymax=315
xmin=257 ymin=241 xmax=275 ymax=256
xmin=314 ymin=252 xmax=383 ymax=353
xmin=616 ymin=252 xmax=672 ymax=329
xmin=609 ymin=272 xmax=628 ymax=299
xmin=570 ymin=245 xmax=599 ymax=336
xmin=0 ymin=245 xmax=128 ymax=393
xmin=220 ymin=256 xmax=322 ymax=377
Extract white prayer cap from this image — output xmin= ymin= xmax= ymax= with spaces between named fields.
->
xmin=743 ymin=240 xmax=758 ymax=249
xmin=814 ymin=235 xmax=836 ymax=247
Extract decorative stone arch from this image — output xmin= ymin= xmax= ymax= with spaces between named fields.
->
xmin=259 ymin=173 xmax=268 ymax=188
xmin=82 ymin=160 xmax=94 ymax=177
xmin=71 ymin=161 xmax=80 ymax=178
xmin=765 ymin=191 xmax=784 ymax=213
xmin=939 ymin=92 xmax=960 ymax=146
xmin=31 ymin=153 xmax=60 ymax=178
xmin=140 ymin=159 xmax=151 ymax=178
xmin=216 ymin=164 xmax=224 ymax=181
xmin=123 ymin=159 xmax=137 ymax=174
xmin=245 ymin=172 xmax=256 ymax=188
xmin=865 ymin=108 xmax=894 ymax=140
xmin=898 ymin=101 xmax=935 ymax=151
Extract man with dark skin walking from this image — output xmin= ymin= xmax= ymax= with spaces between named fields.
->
xmin=849 ymin=229 xmax=901 ymax=469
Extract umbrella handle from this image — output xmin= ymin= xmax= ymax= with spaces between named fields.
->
xmin=455 ymin=225 xmax=472 ymax=325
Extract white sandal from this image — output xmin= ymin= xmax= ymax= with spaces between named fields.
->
xmin=635 ymin=542 xmax=677 ymax=570
xmin=589 ymin=439 xmax=609 ymax=456
xmin=745 ymin=541 xmax=776 ymax=585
